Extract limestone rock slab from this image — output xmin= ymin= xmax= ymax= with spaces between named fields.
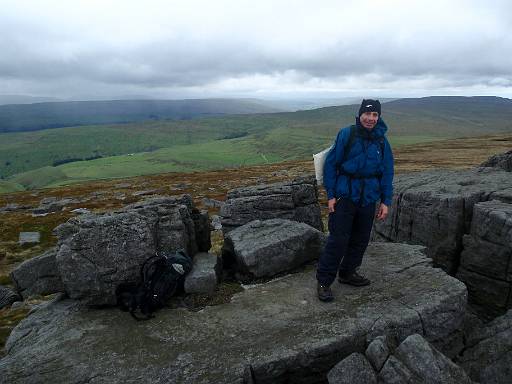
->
xmin=373 ymin=168 xmax=512 ymax=274
xmin=457 ymin=200 xmax=512 ymax=317
xmin=54 ymin=212 xmax=159 ymax=306
xmin=0 ymin=243 xmax=468 ymax=384
xmin=459 ymin=310 xmax=512 ymax=384
xmin=184 ymin=252 xmax=221 ymax=294
xmin=327 ymin=353 xmax=376 ymax=384
xmin=220 ymin=177 xmax=323 ymax=233
xmin=223 ymin=219 xmax=326 ymax=279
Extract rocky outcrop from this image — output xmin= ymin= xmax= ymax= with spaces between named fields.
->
xmin=220 ymin=176 xmax=323 ymax=233
xmin=373 ymin=168 xmax=512 ymax=274
xmin=459 ymin=310 xmax=512 ymax=384
xmin=0 ymin=243 xmax=468 ymax=384
xmin=378 ymin=334 xmax=474 ymax=384
xmin=480 ymin=149 xmax=512 ymax=172
xmin=52 ymin=195 xmax=209 ymax=306
xmin=32 ymin=197 xmax=78 ymax=215
xmin=184 ymin=252 xmax=221 ymax=294
xmin=123 ymin=195 xmax=210 ymax=255
xmin=0 ymin=285 xmax=20 ymax=310
xmin=222 ymin=219 xmax=326 ymax=280
xmin=327 ymin=353 xmax=377 ymax=384
xmin=456 ymin=200 xmax=512 ymax=318
xmin=329 ymin=334 xmax=475 ymax=384
xmin=10 ymin=248 xmax=64 ymax=299
xmin=55 ymin=211 xmax=159 ymax=306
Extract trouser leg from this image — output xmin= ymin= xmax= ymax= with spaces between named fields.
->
xmin=339 ymin=202 xmax=376 ymax=276
xmin=316 ymin=199 xmax=355 ymax=286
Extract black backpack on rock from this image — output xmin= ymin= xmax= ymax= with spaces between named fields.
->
xmin=116 ymin=250 xmax=192 ymax=320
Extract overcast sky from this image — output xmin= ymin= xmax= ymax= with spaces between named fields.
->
xmin=1 ymin=0 xmax=511 ymax=100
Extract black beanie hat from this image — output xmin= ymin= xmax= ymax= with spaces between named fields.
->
xmin=358 ymin=99 xmax=381 ymax=117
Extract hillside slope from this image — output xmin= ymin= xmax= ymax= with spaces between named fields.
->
xmin=1 ymin=96 xmax=511 ymax=182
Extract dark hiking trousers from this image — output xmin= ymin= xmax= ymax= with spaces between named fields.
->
xmin=316 ymin=198 xmax=376 ymax=286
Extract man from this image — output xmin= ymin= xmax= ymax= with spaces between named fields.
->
xmin=316 ymin=99 xmax=394 ymax=302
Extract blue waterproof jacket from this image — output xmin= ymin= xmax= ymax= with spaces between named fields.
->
xmin=323 ymin=117 xmax=394 ymax=206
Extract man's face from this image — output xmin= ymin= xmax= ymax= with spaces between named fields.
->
xmin=360 ymin=112 xmax=379 ymax=129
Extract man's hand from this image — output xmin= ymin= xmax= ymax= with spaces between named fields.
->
xmin=376 ymin=203 xmax=389 ymax=221
xmin=328 ymin=198 xmax=337 ymax=213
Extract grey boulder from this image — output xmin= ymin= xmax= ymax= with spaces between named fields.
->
xmin=223 ymin=218 xmax=326 ymax=279
xmin=10 ymin=248 xmax=64 ymax=299
xmin=459 ymin=309 xmax=512 ymax=384
xmin=327 ymin=353 xmax=377 ymax=384
xmin=220 ymin=176 xmax=323 ymax=233
xmin=457 ymin=200 xmax=512 ymax=317
xmin=55 ymin=211 xmax=159 ymax=306
xmin=480 ymin=149 xmax=512 ymax=172
xmin=373 ymin=168 xmax=512 ymax=274
xmin=184 ymin=252 xmax=221 ymax=294
xmin=379 ymin=334 xmax=474 ymax=384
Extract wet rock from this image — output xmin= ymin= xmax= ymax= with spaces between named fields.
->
xmin=0 ymin=243 xmax=468 ymax=384
xmin=373 ymin=168 xmax=512 ymax=274
xmin=457 ymin=200 xmax=512 ymax=317
xmin=480 ymin=149 xmax=512 ymax=172
xmin=459 ymin=310 xmax=512 ymax=384
xmin=0 ymin=285 xmax=21 ymax=309
xmin=223 ymin=219 xmax=326 ymax=279
xmin=184 ymin=252 xmax=221 ymax=294
xmin=220 ymin=176 xmax=323 ymax=233
xmin=10 ymin=248 xmax=64 ymax=299
xmin=327 ymin=353 xmax=377 ymax=384
xmin=18 ymin=232 xmax=40 ymax=245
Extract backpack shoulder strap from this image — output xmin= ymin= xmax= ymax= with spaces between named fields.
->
xmin=343 ymin=125 xmax=357 ymax=163
xmin=335 ymin=125 xmax=356 ymax=173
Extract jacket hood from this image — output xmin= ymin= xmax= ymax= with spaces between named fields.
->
xmin=355 ymin=116 xmax=388 ymax=139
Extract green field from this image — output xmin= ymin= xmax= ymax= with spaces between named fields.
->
xmin=1 ymin=96 xmax=511 ymax=192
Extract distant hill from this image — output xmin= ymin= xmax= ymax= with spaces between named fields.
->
xmin=0 ymin=98 xmax=283 ymax=133
xmin=0 ymin=95 xmax=62 ymax=106
xmin=1 ymin=96 xmax=511 ymax=187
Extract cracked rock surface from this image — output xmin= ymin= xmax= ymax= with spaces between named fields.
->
xmin=220 ymin=176 xmax=323 ymax=233
xmin=457 ymin=200 xmax=512 ymax=318
xmin=459 ymin=310 xmax=512 ymax=384
xmin=53 ymin=195 xmax=209 ymax=306
xmin=373 ymin=167 xmax=512 ymax=274
xmin=0 ymin=243 xmax=467 ymax=384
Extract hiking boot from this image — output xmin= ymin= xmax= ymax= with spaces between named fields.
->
xmin=317 ymin=283 xmax=334 ymax=302
xmin=338 ymin=271 xmax=371 ymax=287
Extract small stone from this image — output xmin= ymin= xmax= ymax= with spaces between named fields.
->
xmin=184 ymin=253 xmax=221 ymax=294
xmin=18 ymin=232 xmax=40 ymax=245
